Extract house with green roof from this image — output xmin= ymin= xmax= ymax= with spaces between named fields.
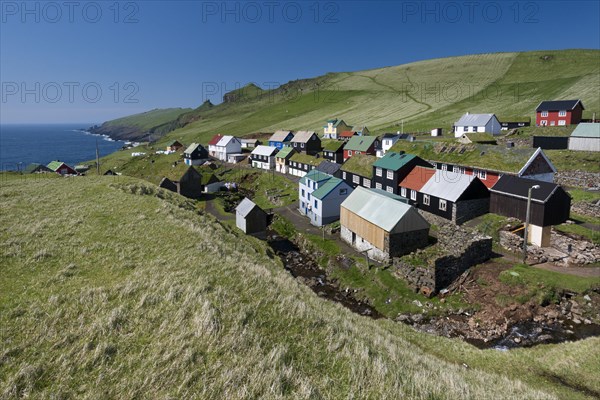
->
xmin=166 ymin=140 xmax=184 ymax=152
xmin=340 ymin=153 xmax=377 ymax=189
xmin=275 ymin=146 xmax=296 ymax=174
xmin=289 ymin=152 xmax=321 ymax=177
xmin=343 ymin=135 xmax=379 ymax=162
xmin=323 ymin=118 xmax=351 ymax=140
xmin=24 ymin=163 xmax=52 ymax=174
xmin=47 ymin=161 xmax=77 ymax=176
xmin=372 ymin=152 xmax=432 ymax=195
xmin=299 ymin=169 xmax=353 ymax=226
xmin=340 ymin=186 xmax=430 ymax=261
xmin=568 ymin=123 xmax=600 ymax=152
xmin=322 ymin=140 xmax=345 ymax=164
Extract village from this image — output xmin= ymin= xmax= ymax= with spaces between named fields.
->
xmin=21 ymin=99 xmax=600 ymax=345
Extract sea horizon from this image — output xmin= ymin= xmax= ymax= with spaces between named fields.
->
xmin=0 ymin=123 xmax=125 ymax=171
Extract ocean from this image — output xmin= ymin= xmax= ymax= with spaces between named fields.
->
xmin=0 ymin=124 xmax=126 ymax=171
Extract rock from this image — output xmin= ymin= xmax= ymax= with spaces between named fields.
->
xmin=572 ymin=318 xmax=582 ymax=325
xmin=412 ymin=300 xmax=423 ymax=307
xmin=583 ymin=294 xmax=592 ymax=302
xmin=584 ymin=319 xmax=592 ymax=325
xmin=546 ymin=310 xmax=559 ymax=319
xmin=396 ymin=314 xmax=410 ymax=322
xmin=514 ymin=337 xmax=521 ymax=344
xmin=538 ymin=334 xmax=553 ymax=342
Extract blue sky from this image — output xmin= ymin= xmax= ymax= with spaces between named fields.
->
xmin=1 ymin=0 xmax=599 ymax=124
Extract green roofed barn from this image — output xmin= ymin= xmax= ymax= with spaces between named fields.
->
xmin=568 ymin=123 xmax=600 ymax=152
xmin=340 ymin=186 xmax=430 ymax=261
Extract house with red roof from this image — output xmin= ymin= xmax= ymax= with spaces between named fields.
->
xmin=207 ymin=134 xmax=223 ymax=157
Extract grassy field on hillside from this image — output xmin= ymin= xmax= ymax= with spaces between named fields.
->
xmin=101 ymin=108 xmax=193 ymax=131
xmin=1 ymin=174 xmax=599 ymax=399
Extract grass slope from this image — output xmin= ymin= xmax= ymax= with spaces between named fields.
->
xmin=101 ymin=108 xmax=193 ymax=131
xmin=2 ymin=175 xmax=599 ymax=398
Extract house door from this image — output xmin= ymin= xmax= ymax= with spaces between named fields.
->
xmin=352 ymin=232 xmax=356 ymax=245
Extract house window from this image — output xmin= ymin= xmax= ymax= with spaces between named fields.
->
xmin=441 ymin=164 xmax=448 ymax=171
xmin=558 ymin=110 xmax=567 ymax=117
xmin=410 ymin=190 xmax=417 ymax=201
xmin=376 ymin=167 xmax=382 ymax=177
xmin=439 ymin=199 xmax=447 ymax=211
xmin=353 ymin=175 xmax=360 ymax=184
xmin=307 ymin=193 xmax=311 ymax=200
xmin=314 ymin=200 xmax=318 ymax=209
xmin=386 ymin=186 xmax=394 ymax=193
xmin=348 ymin=150 xmax=352 ymax=156
xmin=301 ymin=189 xmax=305 ymax=197
xmin=558 ymin=120 xmax=566 ymax=126
xmin=342 ymin=171 xmax=346 ymax=179
xmin=363 ymin=178 xmax=371 ymax=187
xmin=550 ymin=121 xmax=556 ymax=126
xmin=375 ymin=182 xmax=382 ymax=189
xmin=455 ymin=166 xmax=465 ymax=174
xmin=431 ymin=162 xmax=437 ymax=168
xmin=478 ymin=170 xmax=487 ymax=180
xmin=339 ymin=188 xmax=347 ymax=195
xmin=401 ymin=187 xmax=407 ymax=197
xmin=301 ymin=143 xmax=305 ymax=148
xmin=541 ymin=111 xmax=548 ymax=117
xmin=386 ymin=170 xmax=394 ymax=180
xmin=423 ymin=195 xmax=430 ymax=205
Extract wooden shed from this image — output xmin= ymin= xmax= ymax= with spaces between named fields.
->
xmin=235 ymin=198 xmax=268 ymax=238
xmin=490 ymin=175 xmax=571 ymax=246
xmin=340 ymin=187 xmax=430 ymax=261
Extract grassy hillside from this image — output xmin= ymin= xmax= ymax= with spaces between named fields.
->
xmin=163 ymin=49 xmax=599 ymax=143
xmin=1 ymin=174 xmax=599 ymax=399
xmin=90 ymin=108 xmax=193 ymax=141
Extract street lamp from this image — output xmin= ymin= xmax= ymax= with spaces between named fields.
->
xmin=523 ymin=184 xmax=541 ymax=263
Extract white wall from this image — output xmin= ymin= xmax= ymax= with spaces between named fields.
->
xmin=569 ymin=138 xmax=600 ymax=152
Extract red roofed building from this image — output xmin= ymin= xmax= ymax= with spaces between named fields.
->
xmin=398 ymin=166 xmax=436 ymax=200
xmin=207 ymin=134 xmax=223 ymax=157
xmin=338 ymin=130 xmax=357 ymax=141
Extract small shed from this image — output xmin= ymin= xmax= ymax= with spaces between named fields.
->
xmin=103 ymin=169 xmax=117 ymax=176
xmin=167 ymin=140 xmax=184 ymax=152
xmin=490 ymin=175 xmax=571 ymax=247
xmin=235 ymin=198 xmax=268 ymax=238
xmin=241 ymin=138 xmax=261 ymax=149
xmin=568 ymin=123 xmax=600 ymax=152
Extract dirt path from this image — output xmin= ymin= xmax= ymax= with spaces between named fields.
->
xmin=533 ymin=263 xmax=600 ymax=278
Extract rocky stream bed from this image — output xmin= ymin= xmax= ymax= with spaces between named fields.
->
xmin=267 ymin=233 xmax=600 ymax=350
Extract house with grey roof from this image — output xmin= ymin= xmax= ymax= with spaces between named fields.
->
xmin=250 ymin=145 xmax=278 ymax=170
xmin=299 ymin=169 xmax=353 ymax=226
xmin=184 ymin=143 xmax=209 ymax=166
xmin=268 ymin=130 xmax=294 ymax=149
xmin=291 ymin=130 xmax=321 ymax=155
xmin=340 ymin=186 xmax=430 ymax=261
xmin=236 ymin=198 xmax=268 ymax=239
xmin=453 ymin=113 xmax=501 ymax=137
xmin=406 ymin=169 xmax=490 ymax=224
xmin=568 ymin=123 xmax=600 ymax=152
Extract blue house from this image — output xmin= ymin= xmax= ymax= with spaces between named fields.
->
xmin=268 ymin=130 xmax=294 ymax=150
xmin=299 ymin=169 xmax=353 ymax=226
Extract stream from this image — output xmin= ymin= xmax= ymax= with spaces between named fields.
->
xmin=267 ymin=233 xmax=599 ymax=350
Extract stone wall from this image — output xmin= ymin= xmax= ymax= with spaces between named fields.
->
xmin=572 ymin=200 xmax=600 ymax=219
xmin=556 ymin=171 xmax=600 ymax=189
xmin=394 ymin=224 xmax=492 ymax=296
xmin=340 ymin=226 xmax=388 ymax=262
xmin=499 ymin=229 xmax=600 ymax=265
xmin=453 ymin=198 xmax=489 ymax=225
xmin=387 ymin=229 xmax=429 ymax=258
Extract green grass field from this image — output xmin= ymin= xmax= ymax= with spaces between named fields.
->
xmin=1 ymin=174 xmax=599 ymax=399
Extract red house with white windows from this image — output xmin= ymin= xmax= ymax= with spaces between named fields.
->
xmin=343 ymin=136 xmax=379 ymax=162
xmin=535 ymin=100 xmax=585 ymax=127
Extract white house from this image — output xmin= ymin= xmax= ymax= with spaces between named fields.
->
xmin=213 ymin=135 xmax=242 ymax=161
xmin=298 ymin=169 xmax=353 ymax=226
xmin=453 ymin=113 xmax=501 ymax=137
xmin=376 ymin=133 xmax=400 ymax=157
xmin=250 ymin=145 xmax=278 ymax=170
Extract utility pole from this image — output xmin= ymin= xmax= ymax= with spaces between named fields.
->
xmin=95 ymin=140 xmax=100 ymax=175
xmin=523 ymin=185 xmax=540 ymax=263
